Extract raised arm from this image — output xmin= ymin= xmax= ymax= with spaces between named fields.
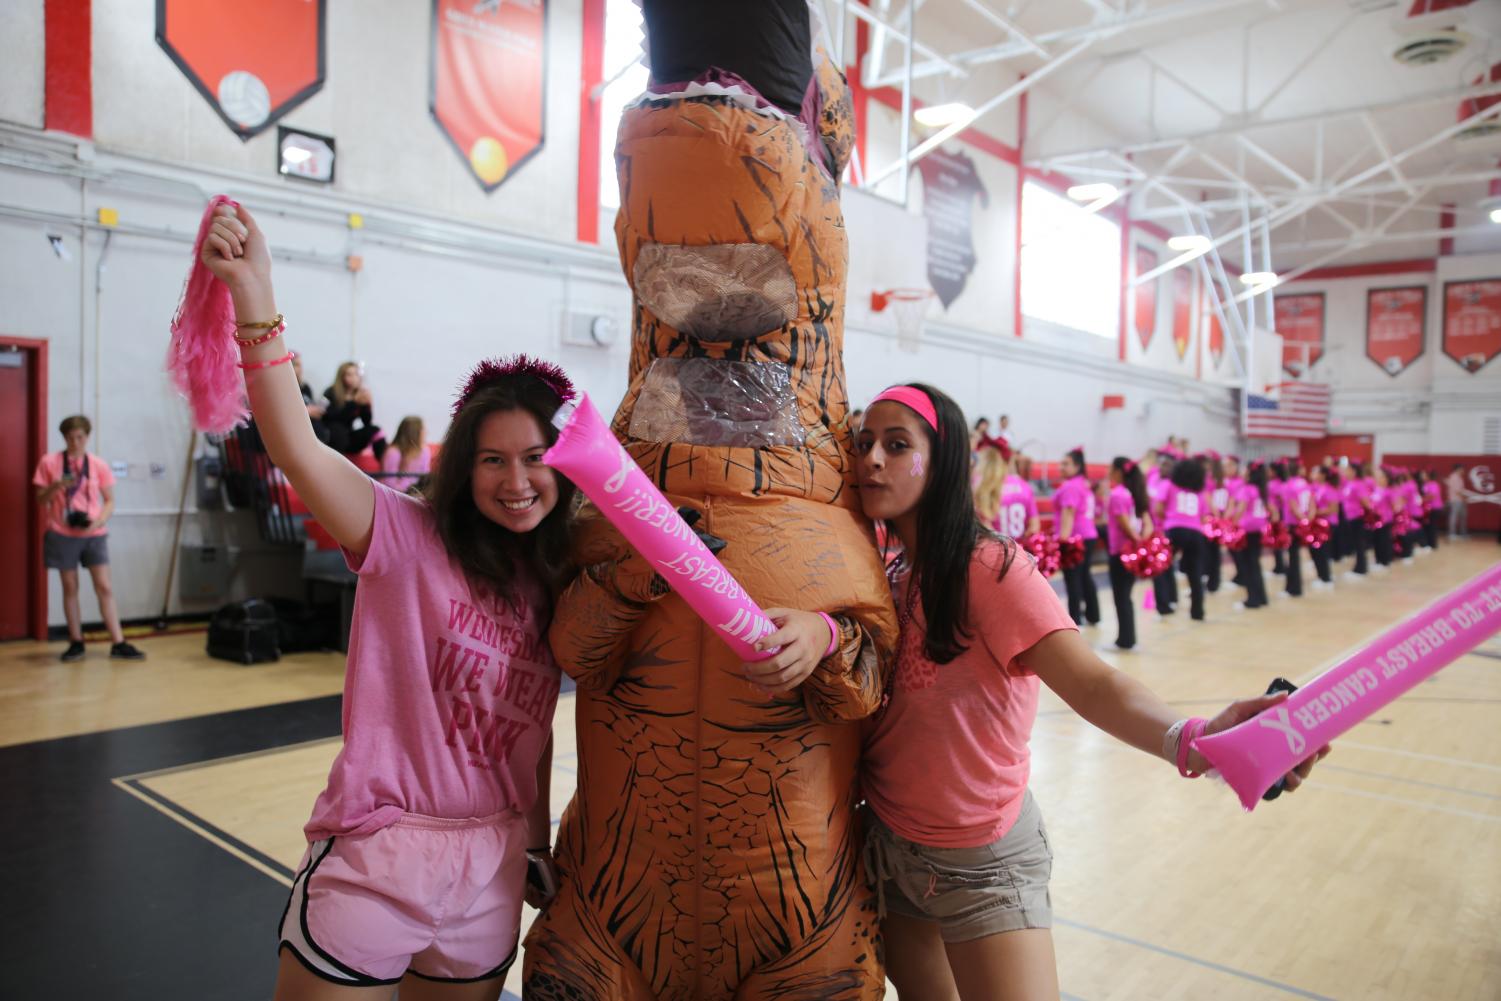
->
xmin=200 ymin=203 xmax=376 ymax=555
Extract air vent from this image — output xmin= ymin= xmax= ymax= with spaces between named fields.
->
xmin=1392 ymin=30 xmax=1469 ymax=64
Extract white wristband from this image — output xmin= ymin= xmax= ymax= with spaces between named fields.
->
xmin=1162 ymin=718 xmax=1189 ymax=764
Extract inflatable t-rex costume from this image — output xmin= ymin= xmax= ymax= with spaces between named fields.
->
xmin=522 ymin=3 xmax=896 ymax=1000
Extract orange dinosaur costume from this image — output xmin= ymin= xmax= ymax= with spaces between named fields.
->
xmin=521 ymin=4 xmax=896 ymax=999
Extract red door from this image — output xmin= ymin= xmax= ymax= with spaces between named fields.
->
xmin=1300 ymin=435 xmax=1374 ymax=471
xmin=0 ymin=339 xmax=46 ymax=641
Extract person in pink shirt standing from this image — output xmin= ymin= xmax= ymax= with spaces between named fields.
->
xmin=973 ymin=441 xmax=1039 ymax=539
xmin=380 ymin=415 xmax=433 ymax=494
xmin=852 ymin=384 xmax=1327 ymax=1000
xmin=1339 ymin=462 xmax=1371 ymax=577
xmin=1307 ymin=465 xmax=1338 ymax=588
xmin=1228 ymin=461 xmax=1274 ymax=609
xmin=1053 ymin=448 xmax=1100 ymax=626
xmin=1146 ymin=450 xmax=1178 ymax=615
xmin=1272 ymin=461 xmax=1309 ymax=598
xmin=1104 ymin=457 xmax=1154 ymax=649
xmin=1266 ymin=463 xmax=1289 ymax=576
xmin=1219 ymin=455 xmax=1245 ymax=589
xmin=201 ymin=203 xmax=568 ymax=998
xmin=1162 ymin=457 xmax=1209 ymax=621
xmin=31 ymin=414 xmax=146 ymax=662
xmin=1396 ymin=470 xmax=1424 ymax=559
xmin=1370 ymin=466 xmax=1397 ymax=568
xmin=1419 ymin=470 xmax=1444 ymax=550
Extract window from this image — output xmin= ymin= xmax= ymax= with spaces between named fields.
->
xmin=598 ymin=0 xmax=650 ymax=211
xmin=1020 ymin=180 xmax=1121 ymax=340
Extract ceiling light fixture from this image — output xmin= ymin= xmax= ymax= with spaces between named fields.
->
xmin=1066 ymin=182 xmax=1118 ymax=202
xmin=1239 ymin=271 xmax=1278 ymax=286
xmin=914 ymin=102 xmax=974 ymax=128
xmin=1167 ymin=235 xmax=1211 ymax=253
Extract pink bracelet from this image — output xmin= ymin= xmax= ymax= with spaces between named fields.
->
xmin=234 ymin=322 xmax=286 ymax=348
xmin=817 ymin=612 xmax=840 ymax=659
xmin=238 ymin=350 xmax=297 ymax=372
xmin=1177 ymin=717 xmax=1209 ymax=778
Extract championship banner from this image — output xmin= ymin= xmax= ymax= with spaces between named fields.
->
xmin=431 ymin=0 xmax=548 ymax=192
xmin=1365 ymin=286 xmax=1426 ymax=377
xmin=1274 ymin=292 xmax=1324 ymax=375
xmin=156 ymin=0 xmax=326 ymax=140
xmin=918 ymin=148 xmax=988 ymax=309
xmin=1442 ymin=279 xmax=1501 ymax=374
xmin=1208 ymin=306 xmax=1224 ymax=370
xmin=1134 ymin=246 xmax=1158 ymax=350
xmin=1172 ymin=268 xmax=1191 ymax=361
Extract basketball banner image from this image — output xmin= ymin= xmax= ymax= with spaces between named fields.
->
xmin=1365 ymin=286 xmax=1426 ymax=377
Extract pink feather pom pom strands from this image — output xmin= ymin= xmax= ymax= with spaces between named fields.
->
xmin=166 ymin=195 xmax=249 ymax=434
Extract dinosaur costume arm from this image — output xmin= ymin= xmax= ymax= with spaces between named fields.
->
xmin=548 ymin=561 xmax=668 ymax=693
xmin=799 ymin=613 xmax=885 ymax=723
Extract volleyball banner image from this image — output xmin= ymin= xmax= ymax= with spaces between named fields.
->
xmin=430 ymin=0 xmax=548 ymax=193
xmin=156 ymin=0 xmax=326 ymax=140
xmin=1365 ymin=286 xmax=1426 ymax=377
xmin=1274 ymin=292 xmax=1325 ymax=376
xmin=1135 ymin=246 xmax=1158 ymax=351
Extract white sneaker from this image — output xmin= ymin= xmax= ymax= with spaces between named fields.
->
xmin=1232 ymin=601 xmax=1247 ymax=612
xmin=1403 ymin=557 xmax=1415 ymax=566
xmin=1312 ymin=580 xmax=1333 ymax=591
xmin=1372 ymin=564 xmax=1389 ymax=574
xmin=1341 ymin=571 xmax=1364 ymax=581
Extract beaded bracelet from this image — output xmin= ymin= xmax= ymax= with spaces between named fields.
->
xmin=234 ymin=321 xmax=285 ymax=348
xmin=235 ymin=312 xmax=284 ymax=331
xmin=238 ymin=350 xmax=297 ymax=372
xmin=1176 ymin=717 xmax=1209 ymax=778
xmin=817 ymin=612 xmax=840 ymax=659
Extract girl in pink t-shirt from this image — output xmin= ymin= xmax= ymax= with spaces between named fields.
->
xmin=202 ymin=203 xmax=570 ymax=995
xmin=1228 ymin=461 xmax=1274 ymax=609
xmin=1162 ymin=457 xmax=1210 ymax=621
xmin=972 ymin=443 xmax=1039 ymax=539
xmin=380 ymin=415 xmax=433 ymax=493
xmin=1307 ymin=465 xmax=1339 ymax=586
xmin=853 ymin=384 xmax=1328 ymax=1000
xmin=1104 ymin=457 xmax=1154 ymax=650
xmin=1052 ymin=448 xmax=1100 ymax=627
xmin=1339 ymin=461 xmax=1371 ymax=576
xmin=1419 ymin=470 xmax=1443 ymax=550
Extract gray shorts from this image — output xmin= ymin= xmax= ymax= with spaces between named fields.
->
xmin=862 ymin=790 xmax=1053 ymax=943
xmin=44 ymin=531 xmax=110 ymax=571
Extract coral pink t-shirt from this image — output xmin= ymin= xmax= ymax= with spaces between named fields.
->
xmin=32 ymin=452 xmax=114 ymax=538
xmin=863 ymin=541 xmax=1078 ymax=848
xmin=304 ymin=484 xmax=561 ymax=841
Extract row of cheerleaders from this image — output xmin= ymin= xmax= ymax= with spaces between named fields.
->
xmin=972 ymin=441 xmax=1447 ymax=649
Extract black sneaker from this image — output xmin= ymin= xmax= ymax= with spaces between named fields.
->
xmin=60 ymin=641 xmax=86 ymax=662
xmin=110 ymin=642 xmax=146 ymax=661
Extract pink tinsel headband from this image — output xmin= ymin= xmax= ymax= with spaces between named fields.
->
xmin=871 ymin=385 xmax=938 ymax=434
xmin=452 ymin=354 xmax=576 ymax=420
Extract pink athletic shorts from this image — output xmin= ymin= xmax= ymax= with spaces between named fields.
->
xmin=278 ymin=810 xmax=527 ymax=985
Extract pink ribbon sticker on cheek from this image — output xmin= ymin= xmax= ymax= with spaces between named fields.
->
xmin=910 ymin=452 xmax=925 ymax=478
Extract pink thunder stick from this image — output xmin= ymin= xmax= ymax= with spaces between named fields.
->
xmin=1194 ymin=562 xmax=1501 ymax=810
xmin=543 ymin=394 xmax=777 ymax=662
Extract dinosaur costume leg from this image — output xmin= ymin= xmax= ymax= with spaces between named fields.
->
xmin=524 ymin=7 xmax=894 ymax=998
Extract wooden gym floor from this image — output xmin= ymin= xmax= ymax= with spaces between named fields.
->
xmin=2 ymin=539 xmax=1497 ymax=1000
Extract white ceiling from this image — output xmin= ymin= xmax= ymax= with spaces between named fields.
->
xmin=840 ymin=0 xmax=1501 ymax=275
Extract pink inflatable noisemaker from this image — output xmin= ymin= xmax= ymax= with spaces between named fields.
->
xmin=1194 ymin=563 xmax=1501 ymax=810
xmin=544 ymin=394 xmax=777 ymax=662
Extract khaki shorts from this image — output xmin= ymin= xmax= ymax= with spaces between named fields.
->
xmin=862 ymin=791 xmax=1053 ymax=943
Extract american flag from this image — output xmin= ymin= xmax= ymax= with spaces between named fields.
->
xmin=1245 ymin=382 xmax=1331 ymax=439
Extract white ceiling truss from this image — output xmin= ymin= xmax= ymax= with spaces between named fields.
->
xmin=826 ymin=0 xmax=1501 ymax=387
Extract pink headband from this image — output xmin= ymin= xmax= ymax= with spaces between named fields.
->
xmin=452 ymin=354 xmax=576 ymax=420
xmin=871 ymin=385 xmax=939 ymax=433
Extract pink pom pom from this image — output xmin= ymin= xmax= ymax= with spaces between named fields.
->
xmin=166 ymin=195 xmax=247 ymax=434
xmin=1126 ymin=534 xmax=1172 ymax=579
xmin=1022 ymin=532 xmax=1060 ymax=578
xmin=1057 ymin=534 xmax=1085 ymax=571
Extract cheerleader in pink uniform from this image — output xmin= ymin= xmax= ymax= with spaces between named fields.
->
xmin=1229 ymin=461 xmax=1272 ymax=609
xmin=1273 ymin=461 xmax=1308 ymax=597
xmin=1397 ymin=470 xmax=1424 ymax=558
xmin=1105 ymin=458 xmax=1153 ymax=649
xmin=1370 ymin=467 xmax=1397 ymax=567
xmin=1307 ymin=465 xmax=1338 ymax=587
xmin=973 ymin=442 xmax=1039 ymax=538
xmin=1420 ymin=471 xmax=1444 ymax=550
xmin=1162 ymin=458 xmax=1209 ymax=621
xmin=1054 ymin=448 xmax=1101 ymax=626
xmin=1147 ymin=450 xmax=1177 ymax=615
xmin=1340 ymin=462 xmax=1371 ymax=577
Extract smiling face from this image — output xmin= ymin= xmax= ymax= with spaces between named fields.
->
xmin=855 ymin=401 xmax=930 ymax=523
xmin=469 ymin=409 xmax=559 ymax=534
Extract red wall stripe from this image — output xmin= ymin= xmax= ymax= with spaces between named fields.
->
xmin=1292 ymin=258 xmax=1437 ymax=282
xmin=1014 ymin=87 xmax=1026 ymax=339
xmin=44 ymin=0 xmax=92 ymax=138
xmin=575 ymin=0 xmax=605 ymax=244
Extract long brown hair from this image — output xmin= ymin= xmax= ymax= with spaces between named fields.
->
xmin=392 ymin=416 xmax=424 ymax=466
xmin=423 ymin=379 xmax=576 ymax=614
xmin=327 ymin=361 xmax=361 ymax=407
xmin=972 ymin=445 xmax=1011 ymax=524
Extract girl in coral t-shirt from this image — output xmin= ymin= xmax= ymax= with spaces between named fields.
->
xmin=853 ymin=383 xmax=1327 ymax=1000
xmin=201 ymin=203 xmax=571 ymax=997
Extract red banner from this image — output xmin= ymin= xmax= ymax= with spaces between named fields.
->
xmin=156 ymin=1 xmax=325 ymax=140
xmin=1172 ymin=268 xmax=1191 ymax=361
xmin=1274 ymin=292 xmax=1324 ymax=375
xmin=1365 ymin=286 xmax=1426 ymax=377
xmin=1208 ymin=306 xmax=1224 ymax=370
xmin=1442 ymin=279 xmax=1501 ymax=374
xmin=431 ymin=0 xmax=548 ymax=192
xmin=1134 ymin=246 xmax=1158 ymax=350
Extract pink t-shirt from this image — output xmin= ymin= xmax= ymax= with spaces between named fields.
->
xmin=1053 ymin=475 xmax=1098 ymax=540
xmin=1371 ymin=485 xmax=1395 ymax=523
xmin=32 ymin=451 xmax=114 ymax=538
xmin=1147 ymin=473 xmax=1170 ymax=521
xmin=381 ymin=447 xmax=432 ymax=493
xmin=1340 ymin=479 xmax=1368 ymax=519
xmin=1423 ymin=481 xmax=1444 ymax=512
xmin=992 ymin=475 xmax=1038 ymax=537
xmin=1236 ymin=483 xmax=1270 ymax=533
xmin=1400 ymin=482 xmax=1422 ymax=517
xmin=863 ymin=541 xmax=1078 ymax=848
xmin=304 ymin=484 xmax=561 ymax=841
xmin=1105 ymin=484 xmax=1143 ymax=556
xmin=1162 ymin=483 xmax=1205 ymax=533
xmin=1209 ymin=481 xmax=1232 ymax=515
xmin=1313 ymin=483 xmax=1339 ymax=516
xmin=1279 ymin=477 xmax=1312 ymax=521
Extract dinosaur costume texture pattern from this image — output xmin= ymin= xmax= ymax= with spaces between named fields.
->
xmin=521 ymin=12 xmax=897 ymax=1001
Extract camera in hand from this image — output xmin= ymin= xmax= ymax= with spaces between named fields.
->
xmin=66 ymin=510 xmax=91 ymax=529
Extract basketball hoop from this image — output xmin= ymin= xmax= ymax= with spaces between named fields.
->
xmin=872 ymin=287 xmax=933 ymax=352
